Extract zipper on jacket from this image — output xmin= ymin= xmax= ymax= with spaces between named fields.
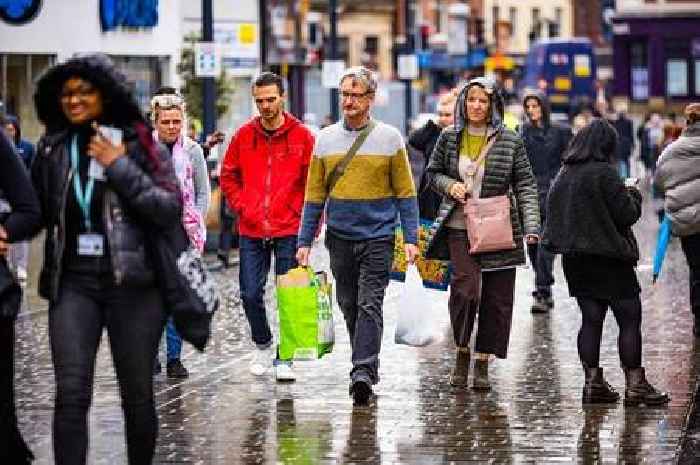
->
xmin=53 ymin=164 xmax=73 ymax=300
xmin=263 ymin=136 xmax=273 ymax=237
xmin=103 ymin=190 xmax=123 ymax=285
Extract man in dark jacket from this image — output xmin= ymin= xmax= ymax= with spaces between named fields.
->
xmin=408 ymin=90 xmax=457 ymax=220
xmin=520 ymin=90 xmax=572 ymax=313
xmin=220 ymin=72 xmax=315 ymax=382
xmin=2 ymin=115 xmax=35 ymax=170
xmin=612 ymin=110 xmax=634 ymax=178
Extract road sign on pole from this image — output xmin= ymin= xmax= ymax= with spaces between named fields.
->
xmin=195 ymin=42 xmax=221 ymax=78
xmin=398 ymin=54 xmax=419 ymax=80
xmin=322 ymin=60 xmax=345 ymax=88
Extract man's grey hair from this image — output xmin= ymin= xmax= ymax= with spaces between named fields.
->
xmin=339 ymin=66 xmax=377 ymax=94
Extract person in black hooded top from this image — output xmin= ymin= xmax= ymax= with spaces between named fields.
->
xmin=518 ymin=90 xmax=572 ymax=314
xmin=32 ymin=54 xmax=182 ymax=465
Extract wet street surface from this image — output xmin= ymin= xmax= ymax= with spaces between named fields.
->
xmin=12 ymin=195 xmax=700 ymax=464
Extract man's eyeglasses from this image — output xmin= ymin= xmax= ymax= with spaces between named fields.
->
xmin=341 ymin=91 xmax=370 ymax=101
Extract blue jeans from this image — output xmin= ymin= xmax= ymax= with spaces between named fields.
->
xmin=239 ymin=235 xmax=298 ymax=352
xmin=165 ymin=318 xmax=182 ymax=362
xmin=618 ymin=159 xmax=630 ymax=179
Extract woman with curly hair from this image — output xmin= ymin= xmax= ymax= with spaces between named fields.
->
xmin=32 ymin=54 xmax=182 ymax=464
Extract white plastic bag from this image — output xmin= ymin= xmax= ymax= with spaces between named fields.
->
xmin=395 ymin=265 xmax=440 ymax=346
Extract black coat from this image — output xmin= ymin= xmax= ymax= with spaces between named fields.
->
xmin=31 ymin=124 xmax=182 ymax=301
xmin=542 ymin=161 xmax=642 ymax=263
xmin=613 ymin=115 xmax=634 ymax=162
xmin=408 ymin=119 xmax=443 ymax=220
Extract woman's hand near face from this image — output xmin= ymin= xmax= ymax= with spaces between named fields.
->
xmin=87 ymin=122 xmax=126 ymax=167
xmin=449 ymin=182 xmax=468 ymax=203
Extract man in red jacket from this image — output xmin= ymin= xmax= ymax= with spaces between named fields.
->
xmin=220 ymin=72 xmax=315 ymax=381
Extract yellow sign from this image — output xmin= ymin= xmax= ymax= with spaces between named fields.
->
xmin=239 ymin=24 xmax=256 ymax=44
xmin=484 ymin=55 xmax=515 ymax=72
xmin=554 ymin=77 xmax=571 ymax=91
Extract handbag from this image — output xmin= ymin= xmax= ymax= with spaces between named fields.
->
xmin=463 ymin=194 xmax=516 ymax=254
xmin=151 ymin=224 xmax=220 ymax=351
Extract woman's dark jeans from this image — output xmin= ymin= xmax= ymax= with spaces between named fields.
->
xmin=49 ymin=271 xmax=166 ymax=465
xmin=576 ymin=296 xmax=642 ymax=369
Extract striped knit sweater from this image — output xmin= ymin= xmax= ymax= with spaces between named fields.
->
xmin=298 ymin=120 xmax=418 ymax=246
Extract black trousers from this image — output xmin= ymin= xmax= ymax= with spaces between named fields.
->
xmin=681 ymin=233 xmax=700 ymax=317
xmin=50 ymin=271 xmax=166 ymax=465
xmin=0 ymin=321 xmax=33 ymax=463
xmin=576 ymin=296 xmax=642 ymax=369
xmin=325 ymin=232 xmax=394 ymax=385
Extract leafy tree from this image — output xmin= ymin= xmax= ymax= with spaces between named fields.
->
xmin=177 ymin=33 xmax=235 ymax=127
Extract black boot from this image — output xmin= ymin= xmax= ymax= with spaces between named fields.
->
xmin=472 ymin=359 xmax=491 ymax=391
xmin=582 ymin=367 xmax=619 ymax=404
xmin=623 ymin=367 xmax=670 ymax=407
xmin=449 ymin=348 xmax=470 ymax=387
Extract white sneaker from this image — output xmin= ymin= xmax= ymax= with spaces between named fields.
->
xmin=249 ymin=348 xmax=272 ymax=376
xmin=274 ymin=363 xmax=296 ymax=382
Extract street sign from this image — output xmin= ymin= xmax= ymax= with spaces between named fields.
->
xmin=194 ymin=42 xmax=221 ymax=78
xmin=398 ymin=54 xmax=419 ymax=80
xmin=322 ymin=60 xmax=346 ymax=88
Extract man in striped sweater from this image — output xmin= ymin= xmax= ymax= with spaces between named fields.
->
xmin=296 ymin=67 xmax=419 ymax=406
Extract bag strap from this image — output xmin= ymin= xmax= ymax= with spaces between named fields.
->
xmin=326 ymin=120 xmax=377 ymax=194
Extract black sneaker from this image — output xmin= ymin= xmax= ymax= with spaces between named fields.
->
xmin=166 ymin=359 xmax=189 ymax=379
xmin=350 ymin=380 xmax=373 ymax=406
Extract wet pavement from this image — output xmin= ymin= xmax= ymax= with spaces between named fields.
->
xmin=12 ymin=191 xmax=700 ymax=464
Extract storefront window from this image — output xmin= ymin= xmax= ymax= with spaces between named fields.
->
xmin=667 ymin=59 xmax=688 ymax=96
xmin=630 ymin=42 xmax=648 ymax=101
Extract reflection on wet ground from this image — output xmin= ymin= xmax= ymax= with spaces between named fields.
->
xmin=13 ymin=199 xmax=700 ymax=464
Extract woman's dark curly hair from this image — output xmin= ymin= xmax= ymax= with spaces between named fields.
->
xmin=34 ymin=53 xmax=146 ymax=133
xmin=563 ymin=117 xmax=618 ymax=165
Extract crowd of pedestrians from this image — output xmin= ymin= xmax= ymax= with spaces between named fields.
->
xmin=4 ymin=53 xmax=699 ymax=464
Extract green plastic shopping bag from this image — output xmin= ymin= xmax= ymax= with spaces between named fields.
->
xmin=277 ymin=267 xmax=334 ymax=361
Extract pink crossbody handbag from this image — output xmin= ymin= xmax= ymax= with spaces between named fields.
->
xmin=463 ymin=194 xmax=516 ymax=254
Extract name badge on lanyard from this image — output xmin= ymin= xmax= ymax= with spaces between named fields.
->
xmin=71 ymin=135 xmax=105 ymax=257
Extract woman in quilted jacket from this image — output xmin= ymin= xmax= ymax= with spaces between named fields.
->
xmin=425 ymin=77 xmax=540 ymax=392
xmin=32 ymin=54 xmax=182 ymax=464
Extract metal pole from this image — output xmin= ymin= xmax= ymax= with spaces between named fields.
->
xmin=259 ymin=0 xmax=267 ymax=68
xmin=404 ymin=0 xmax=413 ymax=135
xmin=202 ymin=0 xmax=216 ymax=136
xmin=329 ymin=0 xmax=339 ymax=122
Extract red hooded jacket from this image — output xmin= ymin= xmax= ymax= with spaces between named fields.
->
xmin=220 ymin=112 xmax=315 ymax=238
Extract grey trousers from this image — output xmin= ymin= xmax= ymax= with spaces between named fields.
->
xmin=325 ymin=232 xmax=394 ymax=385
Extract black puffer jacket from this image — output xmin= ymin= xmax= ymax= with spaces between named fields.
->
xmin=424 ymin=79 xmax=540 ymax=269
xmin=32 ymin=127 xmax=182 ymax=301
xmin=542 ymin=161 xmax=641 ymax=263
xmin=32 ymin=54 xmax=182 ymax=302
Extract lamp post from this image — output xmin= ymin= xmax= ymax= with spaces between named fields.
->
xmin=202 ymin=0 xmax=216 ymax=136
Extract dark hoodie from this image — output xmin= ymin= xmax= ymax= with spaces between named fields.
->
xmin=519 ymin=91 xmax=572 ymax=192
xmin=3 ymin=115 xmax=35 ymax=170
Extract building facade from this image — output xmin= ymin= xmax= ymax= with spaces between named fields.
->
xmin=612 ymin=0 xmax=700 ymax=113
xmin=0 ymin=0 xmax=183 ymax=141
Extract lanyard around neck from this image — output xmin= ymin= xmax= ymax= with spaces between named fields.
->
xmin=70 ymin=135 xmax=95 ymax=232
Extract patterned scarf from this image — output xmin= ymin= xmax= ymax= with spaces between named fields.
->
xmin=154 ymin=132 xmax=206 ymax=252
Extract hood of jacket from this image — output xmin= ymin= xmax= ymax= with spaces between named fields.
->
xmin=453 ymin=77 xmax=505 ymax=133
xmin=522 ymin=89 xmax=551 ymax=128
xmin=35 ymin=53 xmax=145 ymax=134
